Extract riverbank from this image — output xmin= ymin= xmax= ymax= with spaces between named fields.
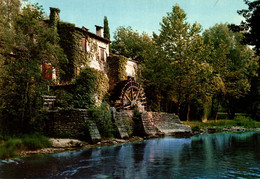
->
xmin=14 ymin=128 xmax=260 ymax=159
xmin=2 ymin=116 xmax=260 ymax=159
xmin=16 ymin=136 xmax=145 ymax=158
xmin=183 ymin=117 xmax=260 ymax=134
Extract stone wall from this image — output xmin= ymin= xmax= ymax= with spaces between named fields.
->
xmin=45 ymin=109 xmax=192 ymax=143
xmin=45 ymin=109 xmax=101 ymax=143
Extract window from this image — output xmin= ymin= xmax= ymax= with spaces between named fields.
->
xmin=100 ymin=48 xmax=105 ymax=62
xmin=81 ymin=37 xmax=87 ymax=52
xmin=42 ymin=63 xmax=52 ymax=79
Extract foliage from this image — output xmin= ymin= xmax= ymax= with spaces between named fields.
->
xmin=132 ymin=109 xmax=145 ymax=136
xmin=88 ymin=102 xmax=115 ymax=138
xmin=0 ymin=133 xmax=51 ymax=159
xmin=229 ymin=0 xmax=260 ymax=121
xmin=107 ymin=54 xmax=127 ymax=89
xmin=58 ymin=22 xmax=80 ymax=82
xmin=73 ymin=67 xmax=109 ymax=108
xmin=230 ymin=0 xmax=260 ymax=55
xmin=54 ymin=89 xmax=74 ymax=108
xmin=111 ymin=26 xmax=154 ymax=62
xmin=20 ymin=133 xmax=51 ymax=150
xmin=0 ymin=3 xmax=67 ymax=134
xmin=152 ymin=4 xmax=216 ymax=120
xmin=103 ymin=16 xmax=110 ymax=40
xmin=0 ymin=139 xmax=22 ymax=159
xmin=183 ymin=116 xmax=260 ymax=131
xmin=203 ymin=23 xmax=258 ymax=119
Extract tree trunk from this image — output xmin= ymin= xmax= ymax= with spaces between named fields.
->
xmin=187 ymin=103 xmax=190 ymax=121
xmin=215 ymin=100 xmax=220 ymax=122
xmin=186 ymin=95 xmax=190 ymax=121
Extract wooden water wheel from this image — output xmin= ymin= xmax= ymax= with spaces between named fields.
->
xmin=110 ymin=79 xmax=146 ymax=110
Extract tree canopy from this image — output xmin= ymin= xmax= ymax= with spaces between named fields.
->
xmin=111 ymin=26 xmax=154 ymax=62
xmin=0 ymin=2 xmax=67 ymax=134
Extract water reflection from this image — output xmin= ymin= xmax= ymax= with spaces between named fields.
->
xmin=0 ymin=132 xmax=259 ymax=178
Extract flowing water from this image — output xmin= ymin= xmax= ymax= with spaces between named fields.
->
xmin=0 ymin=132 xmax=259 ymax=178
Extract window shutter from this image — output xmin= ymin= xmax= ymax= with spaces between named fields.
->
xmin=42 ymin=64 xmax=52 ymax=79
xmin=100 ymin=48 xmax=105 ymax=61
xmin=81 ymin=37 xmax=86 ymax=51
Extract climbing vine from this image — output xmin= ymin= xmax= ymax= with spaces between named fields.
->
xmin=58 ymin=22 xmax=102 ymax=82
xmin=107 ymin=54 xmax=127 ymax=89
xmin=73 ymin=67 xmax=109 ymax=108
xmin=58 ymin=21 xmax=81 ymax=82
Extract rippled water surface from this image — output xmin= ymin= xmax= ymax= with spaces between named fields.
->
xmin=0 ymin=132 xmax=259 ymax=178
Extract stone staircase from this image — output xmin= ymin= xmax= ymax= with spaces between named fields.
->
xmin=114 ymin=110 xmax=132 ymax=139
xmin=141 ymin=112 xmax=159 ymax=136
xmin=84 ymin=117 xmax=101 ymax=143
xmin=151 ymin=112 xmax=191 ymax=135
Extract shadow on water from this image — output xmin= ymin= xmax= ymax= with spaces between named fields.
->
xmin=0 ymin=132 xmax=259 ymax=178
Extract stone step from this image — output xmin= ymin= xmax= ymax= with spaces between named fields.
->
xmin=87 ymin=119 xmax=101 ymax=143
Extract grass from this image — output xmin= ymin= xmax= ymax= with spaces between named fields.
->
xmin=0 ymin=133 xmax=51 ymax=159
xmin=183 ymin=116 xmax=260 ymax=132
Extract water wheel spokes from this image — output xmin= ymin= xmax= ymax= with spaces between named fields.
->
xmin=120 ymin=80 xmax=146 ymax=110
xmin=110 ymin=79 xmax=146 ymax=110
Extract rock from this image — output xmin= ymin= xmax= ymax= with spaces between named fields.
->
xmin=49 ymin=138 xmax=83 ymax=148
xmin=115 ymin=139 xmax=126 ymax=143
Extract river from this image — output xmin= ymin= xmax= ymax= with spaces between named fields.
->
xmin=0 ymin=132 xmax=259 ymax=178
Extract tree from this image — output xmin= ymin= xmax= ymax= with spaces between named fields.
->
xmin=103 ymin=16 xmax=110 ymax=40
xmin=232 ymin=0 xmax=260 ymax=55
xmin=0 ymin=3 xmax=66 ymax=134
xmin=111 ymin=26 xmax=154 ymax=62
xmin=153 ymin=4 xmax=216 ymax=121
xmin=230 ymin=0 xmax=260 ymax=120
xmin=203 ymin=23 xmax=258 ymax=119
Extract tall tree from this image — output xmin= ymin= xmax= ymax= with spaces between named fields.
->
xmin=203 ymin=23 xmax=258 ymax=119
xmin=103 ymin=16 xmax=110 ymax=40
xmin=0 ymin=3 xmax=66 ymax=134
xmin=154 ymin=4 xmax=215 ymax=121
xmin=230 ymin=0 xmax=260 ymax=120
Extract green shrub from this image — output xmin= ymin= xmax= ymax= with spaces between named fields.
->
xmin=0 ymin=134 xmax=51 ymax=159
xmin=89 ymin=102 xmax=115 ymax=138
xmin=22 ymin=133 xmax=51 ymax=150
xmin=0 ymin=139 xmax=23 ymax=159
xmin=74 ymin=67 xmax=109 ymax=108
xmin=54 ymin=89 xmax=74 ymax=108
xmin=234 ymin=116 xmax=259 ymax=128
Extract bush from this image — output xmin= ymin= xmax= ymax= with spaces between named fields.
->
xmin=89 ymin=102 xmax=115 ymax=138
xmin=0 ymin=133 xmax=51 ymax=159
xmin=21 ymin=133 xmax=51 ymax=150
xmin=74 ymin=67 xmax=109 ymax=108
xmin=0 ymin=139 xmax=23 ymax=159
xmin=54 ymin=89 xmax=74 ymax=108
xmin=234 ymin=116 xmax=259 ymax=128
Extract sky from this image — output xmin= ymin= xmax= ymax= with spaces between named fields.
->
xmin=27 ymin=0 xmax=247 ymax=39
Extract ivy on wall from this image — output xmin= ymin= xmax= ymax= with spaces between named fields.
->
xmin=58 ymin=22 xmax=80 ymax=82
xmin=58 ymin=22 xmax=101 ymax=83
xmin=107 ymin=54 xmax=128 ymax=90
xmin=73 ymin=67 xmax=109 ymax=108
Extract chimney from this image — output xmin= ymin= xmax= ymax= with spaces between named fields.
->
xmin=95 ymin=25 xmax=104 ymax=37
xmin=49 ymin=7 xmax=60 ymax=29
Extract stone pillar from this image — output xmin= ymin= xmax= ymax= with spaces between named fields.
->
xmin=49 ymin=7 xmax=60 ymax=31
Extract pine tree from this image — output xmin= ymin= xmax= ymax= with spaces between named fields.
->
xmin=103 ymin=16 xmax=110 ymax=40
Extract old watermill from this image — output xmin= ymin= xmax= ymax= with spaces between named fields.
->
xmin=110 ymin=78 xmax=146 ymax=110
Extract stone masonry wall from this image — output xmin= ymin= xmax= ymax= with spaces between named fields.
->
xmin=45 ymin=109 xmax=191 ymax=142
xmin=45 ymin=109 xmax=101 ymax=143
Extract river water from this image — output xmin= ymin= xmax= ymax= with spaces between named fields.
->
xmin=0 ymin=132 xmax=259 ymax=178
